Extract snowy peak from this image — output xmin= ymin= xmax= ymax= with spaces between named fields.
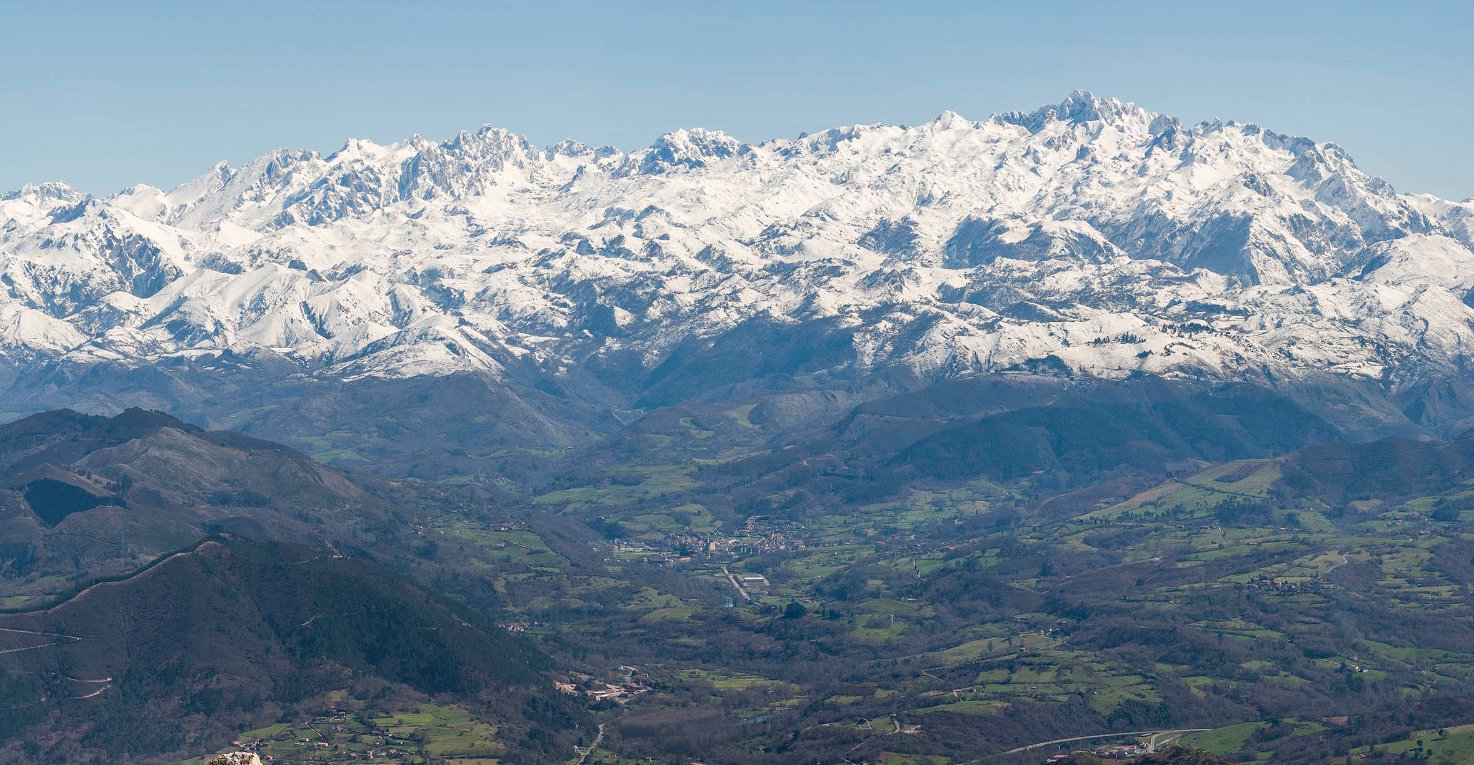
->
xmin=927 ymin=110 xmax=971 ymax=131
xmin=999 ymin=89 xmax=1149 ymax=132
xmin=1344 ymin=234 xmax=1474 ymax=290
xmin=1 ymin=93 xmax=1472 ymax=389
xmin=637 ymin=128 xmax=751 ymax=174
xmin=1 ymin=181 xmax=83 ymax=203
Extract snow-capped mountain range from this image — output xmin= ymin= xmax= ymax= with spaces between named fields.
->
xmin=4 ymin=91 xmax=1474 ymax=392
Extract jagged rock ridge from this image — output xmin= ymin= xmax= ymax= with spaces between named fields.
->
xmin=3 ymin=91 xmax=1473 ymax=393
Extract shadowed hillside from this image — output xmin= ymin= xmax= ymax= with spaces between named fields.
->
xmin=0 ymin=408 xmax=407 ymax=604
xmin=0 ymin=536 xmax=584 ymax=764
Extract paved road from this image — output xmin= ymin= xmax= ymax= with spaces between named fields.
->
xmin=1147 ymin=729 xmax=1195 ymax=752
xmin=572 ymin=722 xmax=605 ymax=765
xmin=958 ymin=727 xmax=1212 ymax=763
xmin=721 ymin=566 xmax=753 ymax=602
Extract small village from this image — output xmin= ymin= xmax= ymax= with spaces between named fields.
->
xmin=224 ymin=710 xmax=419 ymax=761
xmin=215 ymin=703 xmax=504 ymax=763
xmin=610 ymin=515 xmax=817 ymax=565
xmin=557 ymin=667 xmax=652 ymax=703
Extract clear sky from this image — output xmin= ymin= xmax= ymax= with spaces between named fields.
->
xmin=5 ymin=0 xmax=1471 ymax=199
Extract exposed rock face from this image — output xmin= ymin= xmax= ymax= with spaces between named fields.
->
xmin=207 ymin=753 xmax=262 ymax=765
xmin=2 ymin=91 xmax=1473 ymax=394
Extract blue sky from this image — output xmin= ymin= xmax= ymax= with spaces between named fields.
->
xmin=5 ymin=0 xmax=1471 ymax=199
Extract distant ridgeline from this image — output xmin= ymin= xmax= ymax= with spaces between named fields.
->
xmin=3 ymin=93 xmax=1474 ymax=475
xmin=6 ymin=91 xmax=1474 ymax=765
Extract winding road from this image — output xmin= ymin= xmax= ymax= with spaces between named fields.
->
xmin=0 ymin=626 xmax=82 ymax=655
xmin=572 ymin=722 xmax=605 ymax=765
xmin=0 ymin=628 xmax=112 ymax=699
